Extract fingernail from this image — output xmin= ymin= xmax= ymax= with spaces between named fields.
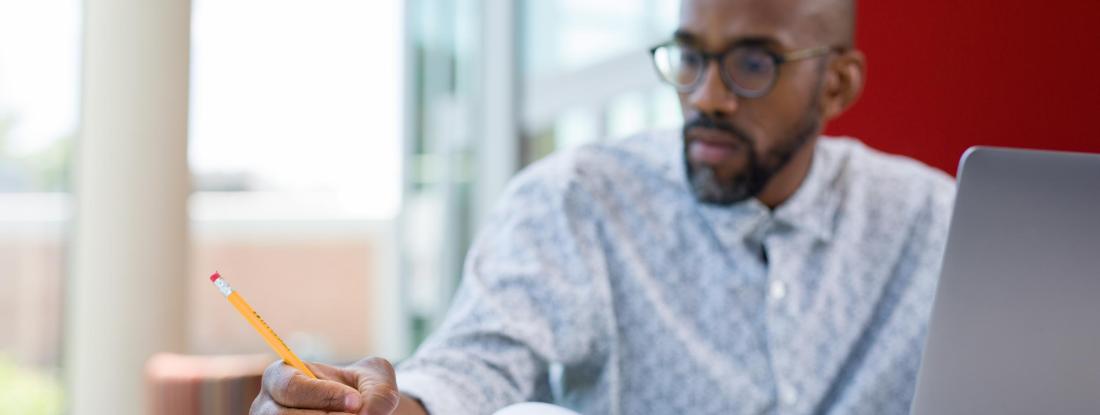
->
xmin=345 ymin=393 xmax=361 ymax=411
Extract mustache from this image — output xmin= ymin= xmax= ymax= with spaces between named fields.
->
xmin=682 ymin=116 xmax=754 ymax=146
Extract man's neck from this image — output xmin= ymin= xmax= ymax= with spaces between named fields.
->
xmin=755 ymin=139 xmax=818 ymax=210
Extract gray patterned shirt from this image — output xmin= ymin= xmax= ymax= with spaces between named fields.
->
xmin=397 ymin=130 xmax=956 ymax=415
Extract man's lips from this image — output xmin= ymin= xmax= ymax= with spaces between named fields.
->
xmin=687 ymin=127 xmax=744 ymax=164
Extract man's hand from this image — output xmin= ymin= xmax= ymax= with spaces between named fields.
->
xmin=250 ymin=357 xmax=426 ymax=415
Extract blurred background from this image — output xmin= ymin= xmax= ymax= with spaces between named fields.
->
xmin=0 ymin=0 xmax=1097 ymax=414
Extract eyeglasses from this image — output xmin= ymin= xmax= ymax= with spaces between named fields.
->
xmin=649 ymin=41 xmax=840 ymax=98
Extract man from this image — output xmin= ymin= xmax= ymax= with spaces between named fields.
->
xmin=251 ymin=0 xmax=955 ymax=413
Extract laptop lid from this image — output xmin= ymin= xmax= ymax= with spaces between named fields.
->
xmin=910 ymin=147 xmax=1100 ymax=415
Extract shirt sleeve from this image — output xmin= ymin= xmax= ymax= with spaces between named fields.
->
xmin=396 ymin=160 xmax=609 ymax=415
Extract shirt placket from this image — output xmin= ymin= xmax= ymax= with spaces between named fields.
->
xmin=760 ymin=227 xmax=811 ymax=415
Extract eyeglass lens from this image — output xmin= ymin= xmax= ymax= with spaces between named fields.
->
xmin=653 ymin=43 xmax=777 ymax=96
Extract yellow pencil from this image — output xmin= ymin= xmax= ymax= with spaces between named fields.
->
xmin=209 ymin=272 xmax=317 ymax=379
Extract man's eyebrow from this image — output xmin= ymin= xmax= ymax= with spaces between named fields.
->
xmin=672 ymin=29 xmax=782 ymax=50
xmin=729 ymin=36 xmax=781 ymax=49
xmin=673 ymin=29 xmax=699 ymax=45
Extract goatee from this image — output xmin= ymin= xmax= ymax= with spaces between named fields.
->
xmin=683 ymin=112 xmax=820 ymax=206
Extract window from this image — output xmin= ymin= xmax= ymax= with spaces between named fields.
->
xmin=0 ymin=0 xmax=80 ymax=412
xmin=521 ymin=0 xmax=682 ymax=161
xmin=187 ymin=0 xmax=406 ymax=361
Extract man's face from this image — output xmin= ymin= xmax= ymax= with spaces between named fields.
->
xmin=679 ymin=0 xmax=830 ymax=205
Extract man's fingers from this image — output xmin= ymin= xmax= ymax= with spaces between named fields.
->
xmin=306 ymin=362 xmax=360 ymax=387
xmin=262 ymin=360 xmax=362 ymax=412
xmin=256 ymin=357 xmax=401 ymax=415
xmin=346 ymin=357 xmax=401 ymax=415
xmin=251 ymin=395 xmax=356 ymax=415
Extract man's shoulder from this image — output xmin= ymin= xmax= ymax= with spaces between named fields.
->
xmin=821 ymin=137 xmax=955 ymax=198
xmin=822 ymin=138 xmax=959 ymax=242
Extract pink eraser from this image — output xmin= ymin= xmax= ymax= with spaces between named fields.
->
xmin=209 ymin=272 xmax=221 ymax=283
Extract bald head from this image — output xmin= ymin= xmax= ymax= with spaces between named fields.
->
xmin=679 ymin=0 xmax=856 ymax=50
xmin=807 ymin=0 xmax=856 ymax=48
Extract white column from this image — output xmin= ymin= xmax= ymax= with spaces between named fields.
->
xmin=67 ymin=1 xmax=191 ymax=414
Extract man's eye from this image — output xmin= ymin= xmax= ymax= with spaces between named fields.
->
xmin=738 ymin=55 xmax=771 ymax=74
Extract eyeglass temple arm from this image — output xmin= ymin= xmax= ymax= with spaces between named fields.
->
xmin=779 ymin=46 xmax=841 ymax=63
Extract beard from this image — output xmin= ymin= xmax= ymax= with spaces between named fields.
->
xmin=683 ymin=101 xmax=822 ymax=206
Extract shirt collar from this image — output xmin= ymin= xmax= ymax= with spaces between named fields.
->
xmin=676 ymin=135 xmax=839 ymax=243
xmin=771 ymin=141 xmax=838 ymax=242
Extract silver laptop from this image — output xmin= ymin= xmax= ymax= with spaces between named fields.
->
xmin=910 ymin=147 xmax=1100 ymax=415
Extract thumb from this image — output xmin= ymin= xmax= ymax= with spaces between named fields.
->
xmin=345 ymin=357 xmax=401 ymax=415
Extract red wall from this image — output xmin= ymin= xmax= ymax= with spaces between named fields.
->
xmin=825 ymin=0 xmax=1100 ymax=175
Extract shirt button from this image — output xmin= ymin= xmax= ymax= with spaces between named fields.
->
xmin=769 ymin=280 xmax=787 ymax=301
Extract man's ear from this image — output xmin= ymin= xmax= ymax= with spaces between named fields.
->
xmin=820 ymin=49 xmax=866 ymax=121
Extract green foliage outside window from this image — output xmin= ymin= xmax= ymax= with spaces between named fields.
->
xmin=0 ymin=355 xmax=63 ymax=415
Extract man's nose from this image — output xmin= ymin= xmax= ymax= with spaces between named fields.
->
xmin=686 ymin=61 xmax=739 ymax=118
